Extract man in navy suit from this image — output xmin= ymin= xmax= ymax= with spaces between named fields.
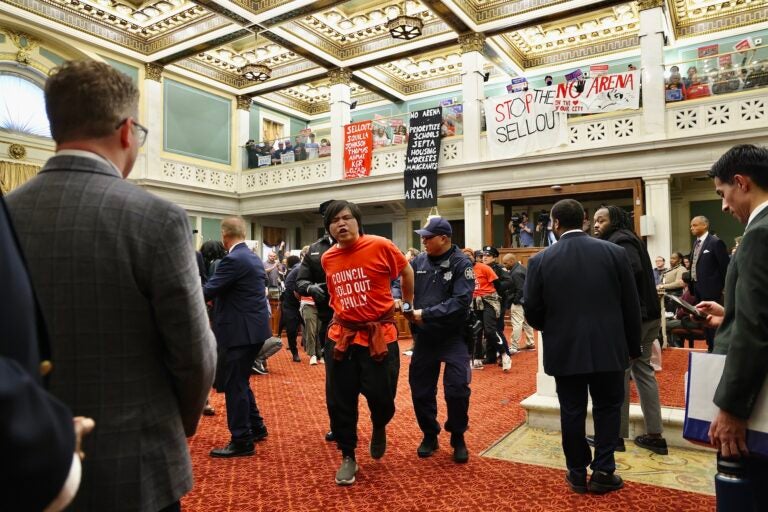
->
xmin=524 ymin=199 xmax=641 ymax=495
xmin=689 ymin=215 xmax=730 ymax=352
xmin=204 ymin=216 xmax=273 ymax=457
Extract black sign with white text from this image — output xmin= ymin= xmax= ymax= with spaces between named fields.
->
xmin=404 ymin=107 xmax=442 ymax=209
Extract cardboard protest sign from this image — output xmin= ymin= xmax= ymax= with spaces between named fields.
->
xmin=404 ymin=108 xmax=441 ymax=208
xmin=343 ymin=120 xmax=372 ymax=179
xmin=485 ymin=88 xmax=567 ymax=159
xmin=553 ymin=70 xmax=640 ymax=113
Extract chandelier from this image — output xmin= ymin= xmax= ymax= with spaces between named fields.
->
xmin=241 ymin=30 xmax=272 ymax=82
xmin=241 ymin=63 xmax=271 ymax=82
xmin=388 ymin=3 xmax=423 ymax=40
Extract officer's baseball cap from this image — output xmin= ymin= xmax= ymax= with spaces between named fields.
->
xmin=482 ymin=246 xmax=499 ymax=257
xmin=415 ymin=217 xmax=452 ymax=237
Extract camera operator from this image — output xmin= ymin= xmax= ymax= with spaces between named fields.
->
xmin=508 ymin=213 xmax=521 ymax=248
xmin=517 ymin=212 xmax=534 ymax=247
xmin=535 ymin=211 xmax=556 ymax=247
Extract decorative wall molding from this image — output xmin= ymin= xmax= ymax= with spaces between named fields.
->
xmin=459 ymin=32 xmax=485 ymax=54
xmin=328 ymin=68 xmax=352 ymax=86
xmin=145 ymin=62 xmax=163 ymax=82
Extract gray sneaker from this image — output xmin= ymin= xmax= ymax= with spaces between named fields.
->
xmin=335 ymin=456 xmax=358 ymax=486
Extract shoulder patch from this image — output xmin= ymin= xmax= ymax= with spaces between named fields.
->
xmin=464 ymin=267 xmax=475 ymax=280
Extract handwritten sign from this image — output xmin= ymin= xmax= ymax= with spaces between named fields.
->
xmin=343 ymin=120 xmax=372 ymax=179
xmin=698 ymin=44 xmax=719 ymax=58
xmin=404 ymin=108 xmax=441 ymax=208
xmin=485 ymin=88 xmax=567 ymax=159
xmin=734 ymin=38 xmax=753 ymax=52
xmin=553 ymin=71 xmax=640 ymax=113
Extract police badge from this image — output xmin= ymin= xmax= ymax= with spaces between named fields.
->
xmin=443 ymin=271 xmax=452 ymax=281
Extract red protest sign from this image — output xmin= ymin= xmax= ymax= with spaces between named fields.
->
xmin=343 ymin=121 xmax=372 ymax=179
xmin=698 ymin=44 xmax=718 ymax=58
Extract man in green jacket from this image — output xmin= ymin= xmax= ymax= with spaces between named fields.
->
xmin=696 ymin=144 xmax=768 ymax=509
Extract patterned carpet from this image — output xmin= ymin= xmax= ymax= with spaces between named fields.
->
xmin=183 ymin=336 xmax=715 ymax=512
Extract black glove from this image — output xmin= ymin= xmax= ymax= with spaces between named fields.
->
xmin=307 ymin=283 xmax=328 ymax=304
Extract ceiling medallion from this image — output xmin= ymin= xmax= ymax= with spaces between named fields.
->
xmin=388 ymin=15 xmax=423 ymax=40
xmin=8 ymin=143 xmax=27 ymax=160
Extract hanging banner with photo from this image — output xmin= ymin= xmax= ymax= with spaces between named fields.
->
xmin=343 ymin=120 xmax=372 ymax=179
xmin=553 ymin=70 xmax=640 ymax=113
xmin=404 ymin=107 xmax=442 ymax=209
xmin=485 ymin=88 xmax=567 ymax=159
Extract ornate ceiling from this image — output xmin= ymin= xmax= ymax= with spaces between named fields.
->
xmin=1 ymin=0 xmax=766 ymax=117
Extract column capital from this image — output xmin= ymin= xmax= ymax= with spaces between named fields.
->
xmin=329 ymin=68 xmax=353 ymax=86
xmin=637 ymin=0 xmax=664 ymax=10
xmin=236 ymin=95 xmax=252 ymax=111
xmin=459 ymin=33 xmax=485 ymax=54
xmin=144 ymin=62 xmax=164 ymax=82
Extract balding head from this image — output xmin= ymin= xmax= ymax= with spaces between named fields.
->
xmin=220 ymin=216 xmax=247 ymax=250
xmin=502 ymin=253 xmax=517 ymax=269
xmin=690 ymin=216 xmax=709 ymax=237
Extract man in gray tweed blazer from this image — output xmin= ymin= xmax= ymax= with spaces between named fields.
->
xmin=6 ymin=60 xmax=216 ymax=511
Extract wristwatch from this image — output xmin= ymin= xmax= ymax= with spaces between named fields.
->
xmin=401 ymin=302 xmax=413 ymax=313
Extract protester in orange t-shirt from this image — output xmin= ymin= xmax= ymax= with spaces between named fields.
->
xmin=461 ymin=248 xmax=509 ymax=370
xmin=320 ymin=200 xmax=414 ymax=487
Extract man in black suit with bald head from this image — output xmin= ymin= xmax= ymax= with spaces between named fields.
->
xmin=524 ymin=199 xmax=641 ymax=495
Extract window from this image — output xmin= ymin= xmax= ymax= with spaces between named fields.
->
xmin=0 ymin=74 xmax=51 ymax=138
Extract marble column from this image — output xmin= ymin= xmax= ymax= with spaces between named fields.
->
xmin=644 ymin=175 xmax=672 ymax=261
xmin=462 ymin=191 xmax=484 ymax=250
xmin=329 ymin=68 xmax=352 ymax=181
xmin=137 ymin=62 xmax=164 ymax=181
xmin=459 ymin=33 xmax=486 ymax=164
xmin=236 ymin=95 xmax=252 ymax=171
xmin=638 ymin=0 xmax=666 ymax=137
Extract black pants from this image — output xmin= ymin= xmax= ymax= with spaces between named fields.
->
xmin=223 ymin=344 xmax=265 ymax=442
xmin=410 ymin=334 xmax=471 ymax=437
xmin=554 ymin=371 xmax=624 ymax=477
xmin=472 ymin=303 xmax=507 ymax=361
xmin=278 ymin=306 xmax=301 ymax=355
xmin=326 ymin=341 xmax=399 ymax=457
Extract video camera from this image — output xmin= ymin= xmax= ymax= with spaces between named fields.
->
xmin=537 ymin=210 xmax=550 ymax=226
xmin=509 ymin=213 xmax=522 ymax=233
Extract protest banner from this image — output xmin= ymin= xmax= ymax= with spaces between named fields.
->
xmin=734 ymin=37 xmax=754 ymax=52
xmin=698 ymin=44 xmax=719 ymax=58
xmin=485 ymin=88 xmax=567 ymax=159
xmin=404 ymin=108 xmax=441 ymax=208
xmin=343 ymin=120 xmax=372 ymax=179
xmin=553 ymin=70 xmax=640 ymax=113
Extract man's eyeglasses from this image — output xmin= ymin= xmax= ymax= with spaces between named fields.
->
xmin=116 ymin=118 xmax=149 ymax=147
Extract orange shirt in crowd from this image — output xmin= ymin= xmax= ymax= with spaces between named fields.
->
xmin=322 ymin=234 xmax=407 ymax=346
xmin=472 ymin=262 xmax=498 ymax=298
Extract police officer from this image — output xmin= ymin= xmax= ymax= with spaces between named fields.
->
xmin=404 ymin=217 xmax=475 ymax=463
xmin=296 ymin=199 xmax=335 ymax=441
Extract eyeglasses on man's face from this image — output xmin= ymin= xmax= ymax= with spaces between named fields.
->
xmin=116 ymin=118 xmax=149 ymax=147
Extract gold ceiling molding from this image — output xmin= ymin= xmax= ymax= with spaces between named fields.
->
xmin=236 ymin=95 xmax=252 ymax=110
xmin=3 ymin=0 xmax=226 ymax=55
xmin=675 ymin=4 xmax=768 ymax=39
xmin=459 ymin=32 xmax=484 ymax=54
xmin=637 ymin=0 xmax=664 ymax=10
xmin=2 ymin=28 xmax=40 ymax=64
xmin=145 ymin=62 xmax=163 ymax=81
xmin=525 ymin=33 xmax=639 ymax=68
xmin=451 ymin=0 xmax=572 ymax=26
xmin=402 ymin=72 xmax=462 ymax=95
xmin=328 ymin=67 xmax=352 ymax=86
xmin=230 ymin=0 xmax=285 ymax=15
xmin=175 ymin=58 xmax=249 ymax=88
xmin=338 ymin=20 xmax=451 ymax=60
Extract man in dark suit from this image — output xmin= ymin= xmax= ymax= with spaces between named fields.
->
xmin=696 ymin=144 xmax=768 ymax=509
xmin=524 ymin=199 xmax=641 ymax=495
xmin=7 ymin=61 xmax=216 ymax=512
xmin=204 ymin=216 xmax=273 ymax=458
xmin=1 ymin=193 xmax=96 ymax=511
xmin=689 ymin=215 xmax=730 ymax=352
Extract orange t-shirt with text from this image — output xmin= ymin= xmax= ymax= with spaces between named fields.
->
xmin=473 ymin=262 xmax=498 ymax=297
xmin=322 ymin=234 xmax=407 ymax=346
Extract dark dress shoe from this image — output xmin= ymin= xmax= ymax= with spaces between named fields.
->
xmin=203 ymin=402 xmax=215 ymax=416
xmin=585 ymin=435 xmax=625 ymax=452
xmin=325 ymin=430 xmax=336 ymax=442
xmin=565 ymin=471 xmax=587 ymax=494
xmin=634 ymin=434 xmax=668 ymax=455
xmin=417 ymin=436 xmax=439 ymax=458
xmin=370 ymin=426 xmax=387 ymax=459
xmin=588 ymin=471 xmax=624 ymax=494
xmin=210 ymin=441 xmax=254 ymax=458
xmin=292 ymin=353 xmax=301 ymax=362
xmin=252 ymin=427 xmax=268 ymax=442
